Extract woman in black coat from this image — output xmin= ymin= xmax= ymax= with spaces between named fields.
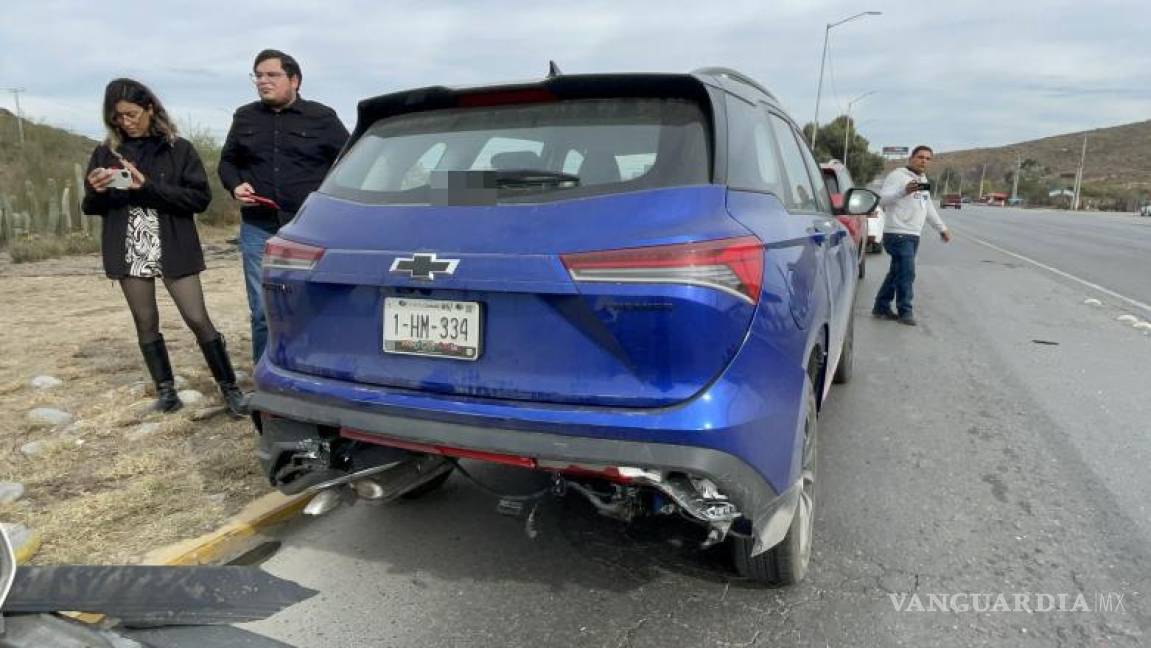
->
xmin=82 ymin=78 xmax=244 ymax=417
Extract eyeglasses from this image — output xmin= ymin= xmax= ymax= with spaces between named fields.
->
xmin=250 ymin=71 xmax=287 ymax=83
xmin=113 ymin=109 xmax=145 ymax=122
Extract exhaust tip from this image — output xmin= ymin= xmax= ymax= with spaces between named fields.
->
xmin=352 ymin=479 xmax=386 ymax=500
xmin=303 ymin=489 xmax=344 ymax=516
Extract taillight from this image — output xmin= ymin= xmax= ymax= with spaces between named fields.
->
xmin=264 ymin=236 xmax=325 ymax=271
xmin=457 ymin=89 xmax=557 ymax=107
xmin=560 ymin=236 xmax=764 ymax=304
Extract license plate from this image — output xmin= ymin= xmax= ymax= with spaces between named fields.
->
xmin=383 ymin=297 xmax=482 ymax=360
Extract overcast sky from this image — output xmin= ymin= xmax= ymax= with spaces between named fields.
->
xmin=2 ymin=0 xmax=1148 ymax=153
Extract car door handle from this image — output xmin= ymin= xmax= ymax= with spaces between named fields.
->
xmin=807 ymin=223 xmax=832 ymax=244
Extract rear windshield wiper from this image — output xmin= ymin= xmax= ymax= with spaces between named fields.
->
xmin=494 ymin=169 xmax=580 ymax=189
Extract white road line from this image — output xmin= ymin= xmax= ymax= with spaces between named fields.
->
xmin=952 ymin=229 xmax=1151 ymax=317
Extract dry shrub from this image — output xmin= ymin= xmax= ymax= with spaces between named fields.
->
xmin=9 ymin=234 xmax=100 ymax=264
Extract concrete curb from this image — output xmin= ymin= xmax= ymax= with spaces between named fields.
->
xmin=141 ymin=490 xmax=309 ymax=566
xmin=13 ymin=530 xmax=42 ymax=565
xmin=63 ymin=490 xmax=308 ymax=625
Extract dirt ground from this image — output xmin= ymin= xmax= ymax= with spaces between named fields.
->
xmin=0 ymin=225 xmax=271 ymax=564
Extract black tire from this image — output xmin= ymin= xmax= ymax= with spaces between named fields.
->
xmin=400 ymin=466 xmax=454 ymax=500
xmin=731 ymin=382 xmax=818 ymax=586
xmin=867 ymin=241 xmax=882 ymax=254
xmin=832 ymin=313 xmax=854 ymax=384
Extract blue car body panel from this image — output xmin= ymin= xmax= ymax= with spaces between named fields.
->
xmin=252 ymin=69 xmax=859 ymax=530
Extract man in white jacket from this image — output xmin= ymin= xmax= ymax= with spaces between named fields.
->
xmin=872 ymin=145 xmax=952 ymax=326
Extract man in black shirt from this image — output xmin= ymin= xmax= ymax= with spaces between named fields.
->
xmin=219 ymin=49 xmax=348 ymax=362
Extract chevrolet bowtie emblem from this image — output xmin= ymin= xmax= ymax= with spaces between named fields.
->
xmin=389 ymin=253 xmax=459 ymax=280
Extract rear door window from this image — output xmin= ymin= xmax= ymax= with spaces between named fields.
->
xmin=723 ymin=94 xmax=785 ymax=196
xmin=322 ymin=98 xmax=711 ymax=204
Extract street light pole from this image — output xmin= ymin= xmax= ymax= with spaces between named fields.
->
xmin=1071 ymin=134 xmax=1087 ymax=210
xmin=978 ymin=163 xmax=987 ymax=199
xmin=810 ymin=11 xmax=881 ymax=149
xmin=843 ymin=91 xmax=876 ymax=167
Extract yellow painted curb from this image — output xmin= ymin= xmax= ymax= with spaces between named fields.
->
xmin=62 ymin=490 xmax=308 ymax=626
xmin=13 ymin=529 xmax=42 ymax=565
xmin=142 ymin=490 xmax=309 ymax=566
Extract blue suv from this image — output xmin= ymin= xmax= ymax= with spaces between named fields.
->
xmin=249 ymin=67 xmax=877 ymax=585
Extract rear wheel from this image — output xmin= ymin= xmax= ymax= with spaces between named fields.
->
xmin=731 ymin=383 xmax=818 ymax=586
xmin=867 ymin=241 xmax=882 ymax=254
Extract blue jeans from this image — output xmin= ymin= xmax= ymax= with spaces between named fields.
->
xmin=240 ymin=221 xmax=275 ymax=363
xmin=874 ymin=233 xmax=920 ymax=317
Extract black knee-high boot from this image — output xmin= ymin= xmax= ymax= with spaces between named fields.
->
xmin=199 ymin=334 xmax=247 ymax=418
xmin=139 ymin=336 xmax=182 ymax=413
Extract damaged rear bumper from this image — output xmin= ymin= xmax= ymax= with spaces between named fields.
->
xmin=248 ymin=389 xmax=800 ymax=555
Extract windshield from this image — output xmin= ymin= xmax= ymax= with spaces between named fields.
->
xmin=320 ymin=98 xmax=710 ymax=204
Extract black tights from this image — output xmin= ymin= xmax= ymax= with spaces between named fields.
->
xmin=120 ymin=274 xmax=218 ymax=345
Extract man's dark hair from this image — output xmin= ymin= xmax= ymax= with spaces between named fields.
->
xmin=910 ymin=145 xmax=934 ymax=158
xmin=253 ymin=49 xmax=302 ymax=85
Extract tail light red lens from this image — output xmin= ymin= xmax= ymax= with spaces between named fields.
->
xmin=560 ymin=236 xmax=764 ymax=304
xmin=264 ymin=236 xmax=325 ymax=271
xmin=457 ymin=89 xmax=557 ymax=107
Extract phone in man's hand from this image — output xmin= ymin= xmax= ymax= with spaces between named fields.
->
xmin=917 ymin=182 xmax=932 ymax=193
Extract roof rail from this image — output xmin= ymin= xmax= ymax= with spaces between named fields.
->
xmin=691 ymin=67 xmax=777 ymax=101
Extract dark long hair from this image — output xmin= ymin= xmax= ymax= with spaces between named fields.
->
xmin=102 ymin=78 xmax=178 ymax=150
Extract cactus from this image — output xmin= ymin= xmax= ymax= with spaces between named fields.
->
xmin=2 ymin=195 xmax=14 ymax=239
xmin=61 ymin=182 xmax=73 ymax=232
xmin=73 ymin=162 xmax=86 ymax=220
xmin=24 ymin=180 xmax=41 ymax=234
xmin=47 ymin=178 xmax=61 ymax=235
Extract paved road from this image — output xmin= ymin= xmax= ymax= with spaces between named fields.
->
xmin=945 ymin=205 xmax=1151 ymax=312
xmin=245 ymin=212 xmax=1151 ymax=647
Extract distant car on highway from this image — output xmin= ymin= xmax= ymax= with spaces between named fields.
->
xmin=940 ymin=194 xmax=962 ymax=209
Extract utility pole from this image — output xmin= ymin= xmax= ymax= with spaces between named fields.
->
xmin=1071 ymin=134 xmax=1087 ymax=210
xmin=1010 ymin=152 xmax=1022 ymax=202
xmin=3 ymin=87 xmax=27 ymax=145
xmin=942 ymin=169 xmax=951 ymax=195
xmin=842 ymin=90 xmax=876 ymax=167
xmin=978 ymin=163 xmax=987 ymax=199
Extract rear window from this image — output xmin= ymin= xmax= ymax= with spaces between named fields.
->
xmin=321 ymin=98 xmax=711 ymax=205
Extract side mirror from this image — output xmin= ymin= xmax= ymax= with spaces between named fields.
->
xmin=844 ymin=188 xmax=879 ymax=215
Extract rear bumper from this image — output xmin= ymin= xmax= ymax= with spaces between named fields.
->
xmin=248 ymin=371 xmax=802 ymax=553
